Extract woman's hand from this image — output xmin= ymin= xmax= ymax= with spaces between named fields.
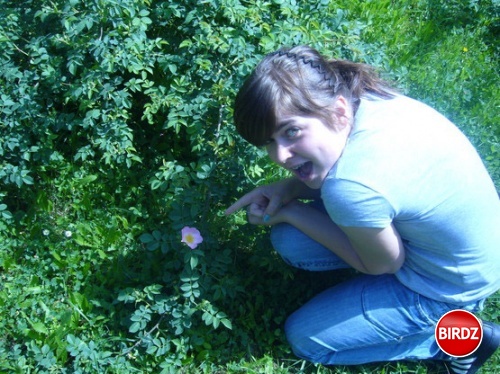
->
xmin=225 ymin=178 xmax=316 ymax=224
xmin=245 ymin=199 xmax=304 ymax=226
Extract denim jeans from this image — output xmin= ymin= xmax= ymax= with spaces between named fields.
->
xmin=270 ymin=221 xmax=483 ymax=365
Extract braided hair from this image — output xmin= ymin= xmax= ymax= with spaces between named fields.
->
xmin=234 ymin=45 xmax=395 ymax=146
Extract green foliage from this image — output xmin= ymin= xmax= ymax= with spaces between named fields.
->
xmin=0 ymin=0 xmax=498 ymax=373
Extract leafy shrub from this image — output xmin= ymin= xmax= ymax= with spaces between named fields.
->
xmin=0 ymin=0 xmax=498 ymax=372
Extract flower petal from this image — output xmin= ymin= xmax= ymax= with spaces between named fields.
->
xmin=181 ymin=226 xmax=203 ymax=249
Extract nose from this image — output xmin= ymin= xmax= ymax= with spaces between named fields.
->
xmin=270 ymin=142 xmax=293 ymax=166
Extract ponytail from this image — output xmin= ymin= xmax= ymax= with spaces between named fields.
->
xmin=327 ymin=59 xmax=395 ymax=101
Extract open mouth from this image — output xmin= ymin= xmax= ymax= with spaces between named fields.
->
xmin=291 ymin=161 xmax=313 ymax=180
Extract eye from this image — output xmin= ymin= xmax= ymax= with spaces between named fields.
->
xmin=285 ymin=127 xmax=300 ymax=139
xmin=262 ymin=138 xmax=274 ymax=148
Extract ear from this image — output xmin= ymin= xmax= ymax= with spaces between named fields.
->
xmin=331 ymin=95 xmax=353 ymax=128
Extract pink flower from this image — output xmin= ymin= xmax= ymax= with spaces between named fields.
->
xmin=181 ymin=226 xmax=203 ymax=249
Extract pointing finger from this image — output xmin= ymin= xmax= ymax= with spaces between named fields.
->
xmin=225 ymin=192 xmax=258 ymax=215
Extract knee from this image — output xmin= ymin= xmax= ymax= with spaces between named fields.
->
xmin=270 ymin=223 xmax=299 ymax=265
xmin=284 ymin=312 xmax=308 ymax=360
xmin=269 ymin=222 xmax=290 ymax=252
xmin=284 ymin=311 xmax=324 ymax=363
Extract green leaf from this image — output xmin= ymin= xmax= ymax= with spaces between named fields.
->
xmin=179 ymin=39 xmax=193 ymax=48
xmin=221 ymin=318 xmax=233 ymax=330
xmin=190 ymin=255 xmax=199 ymax=269
xmin=77 ymin=175 xmax=98 ymax=185
xmin=31 ymin=321 xmax=48 ymax=335
xmin=129 ymin=321 xmax=142 ymax=333
xmin=139 ymin=233 xmax=155 ymax=243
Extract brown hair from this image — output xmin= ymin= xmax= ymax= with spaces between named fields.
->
xmin=234 ymin=45 xmax=395 ymax=146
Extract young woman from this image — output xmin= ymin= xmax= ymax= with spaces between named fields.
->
xmin=225 ymin=45 xmax=500 ymax=373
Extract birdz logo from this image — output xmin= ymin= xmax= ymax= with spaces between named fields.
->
xmin=435 ymin=310 xmax=483 ymax=357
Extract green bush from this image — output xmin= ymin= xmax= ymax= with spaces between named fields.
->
xmin=0 ymin=0 xmax=498 ymax=373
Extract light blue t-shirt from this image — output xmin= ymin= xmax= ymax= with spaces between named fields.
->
xmin=321 ymin=95 xmax=500 ymax=304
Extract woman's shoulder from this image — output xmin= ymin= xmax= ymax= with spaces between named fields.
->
xmin=358 ymin=93 xmax=429 ymax=113
xmin=356 ymin=93 xmax=456 ymax=136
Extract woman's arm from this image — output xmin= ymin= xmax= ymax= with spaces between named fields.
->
xmin=263 ymin=201 xmax=406 ymax=275
xmin=226 ymin=181 xmax=405 ymax=274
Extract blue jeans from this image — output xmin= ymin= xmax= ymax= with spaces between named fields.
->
xmin=270 ymin=221 xmax=483 ymax=365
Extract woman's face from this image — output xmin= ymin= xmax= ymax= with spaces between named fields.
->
xmin=265 ymin=112 xmax=351 ymax=189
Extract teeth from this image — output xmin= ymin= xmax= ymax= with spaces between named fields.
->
xmin=292 ymin=163 xmax=304 ymax=170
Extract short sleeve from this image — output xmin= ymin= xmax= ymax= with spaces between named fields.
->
xmin=321 ymin=178 xmax=395 ymax=228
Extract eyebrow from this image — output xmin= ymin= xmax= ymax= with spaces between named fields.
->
xmin=276 ymin=119 xmax=295 ymax=132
